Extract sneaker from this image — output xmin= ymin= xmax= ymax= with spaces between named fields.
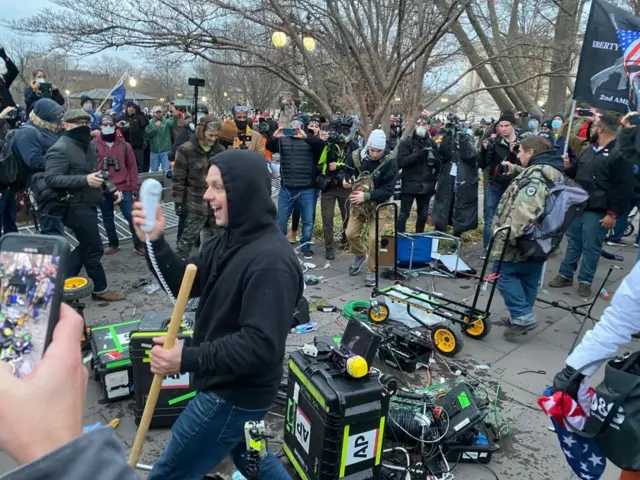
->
xmin=578 ymin=282 xmax=591 ymax=298
xmin=134 ymin=245 xmax=146 ymax=256
xmin=289 ymin=230 xmax=298 ymax=244
xmin=91 ymin=290 xmax=126 ymax=302
xmin=301 ymin=248 xmax=314 ymax=260
xmin=325 ymin=247 xmax=335 ymax=261
xmin=349 ymin=255 xmax=367 ymax=276
xmin=606 ymin=238 xmax=626 ymax=247
xmin=548 ymin=275 xmax=573 ymax=288
xmin=502 ymin=320 xmax=538 ymax=338
xmin=364 ymin=273 xmax=376 ymax=287
xmin=105 ymin=245 xmax=120 ymax=255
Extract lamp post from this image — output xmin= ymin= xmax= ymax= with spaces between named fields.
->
xmin=272 ymin=26 xmax=316 ymax=109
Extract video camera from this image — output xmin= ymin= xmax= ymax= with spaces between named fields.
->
xmin=97 ymin=171 xmax=118 ymax=198
xmin=444 ymin=112 xmax=461 ymax=133
xmin=237 ymin=133 xmax=251 ymax=149
xmin=8 ymin=107 xmax=27 ymax=129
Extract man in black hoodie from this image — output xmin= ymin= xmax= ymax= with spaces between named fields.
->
xmin=0 ymin=47 xmax=19 ymax=109
xmin=118 ymin=101 xmax=149 ymax=173
xmin=132 ymin=150 xmax=302 ymax=480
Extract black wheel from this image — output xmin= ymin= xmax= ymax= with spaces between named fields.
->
xmin=463 ymin=316 xmax=492 ymax=340
xmin=624 ymin=223 xmax=635 ymax=238
xmin=63 ymin=277 xmax=94 ymax=301
xmin=431 ymin=322 xmax=464 ymax=357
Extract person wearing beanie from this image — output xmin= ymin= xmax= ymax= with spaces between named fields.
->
xmin=266 ymin=114 xmax=326 ymax=259
xmin=91 ymin=113 xmax=143 ymax=256
xmin=396 ymin=115 xmax=440 ymax=234
xmin=343 ymin=129 xmax=398 ymax=286
xmin=478 ymin=112 xmax=521 ymax=252
xmin=118 ymin=100 xmax=149 ymax=173
xmin=145 ymin=105 xmax=178 ymax=172
xmin=80 ymin=95 xmax=100 ymax=133
xmin=41 ymin=108 xmax=125 ymax=302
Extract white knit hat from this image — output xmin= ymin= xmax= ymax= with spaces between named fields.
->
xmin=367 ymin=129 xmax=387 ymax=150
xmin=152 ymin=105 xmax=163 ymax=113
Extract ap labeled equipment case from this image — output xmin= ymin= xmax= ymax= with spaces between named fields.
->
xmin=129 ymin=311 xmax=195 ymax=428
xmin=90 ymin=320 xmax=140 ymax=402
xmin=284 ymin=350 xmax=390 ymax=480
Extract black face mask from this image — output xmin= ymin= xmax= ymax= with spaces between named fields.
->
xmin=235 ymin=119 xmax=247 ymax=131
xmin=102 ymin=132 xmax=116 ymax=142
xmin=64 ymin=125 xmax=92 ymax=148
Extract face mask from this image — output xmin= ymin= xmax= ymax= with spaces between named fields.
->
xmin=102 ymin=126 xmax=115 ymax=135
xmin=551 ymin=119 xmax=562 ymax=130
xmin=36 ymin=77 xmax=46 ymax=84
xmin=83 ymin=103 xmax=93 ymax=113
xmin=528 ymin=121 xmax=538 ymax=130
xmin=235 ymin=119 xmax=247 ymax=131
xmin=415 ymin=126 xmax=427 ymax=138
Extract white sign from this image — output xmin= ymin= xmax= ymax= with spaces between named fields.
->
xmin=104 ymin=370 xmax=129 ymax=388
xmin=161 ymin=372 xmax=190 ymax=389
xmin=345 ymin=429 xmax=378 ymax=466
xmin=116 ymin=332 xmax=131 ymax=347
xmin=295 ymin=407 xmax=311 ymax=454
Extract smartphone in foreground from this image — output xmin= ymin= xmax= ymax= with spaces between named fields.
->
xmin=629 ymin=114 xmax=640 ymax=126
xmin=283 ymin=128 xmax=295 ymax=136
xmin=0 ymin=234 xmax=69 ymax=378
xmin=575 ymin=108 xmax=592 ymax=117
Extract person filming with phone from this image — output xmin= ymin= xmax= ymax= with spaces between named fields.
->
xmin=23 ymin=70 xmax=65 ymax=115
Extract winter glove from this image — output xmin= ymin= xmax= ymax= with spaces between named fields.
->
xmin=175 ymin=203 xmax=183 ymax=216
xmin=551 ymin=365 xmax=585 ymax=400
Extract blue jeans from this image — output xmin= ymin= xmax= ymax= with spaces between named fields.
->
xmin=278 ymin=188 xmax=316 ymax=248
xmin=483 ymin=183 xmax=506 ymax=250
xmin=99 ymin=191 xmax=141 ymax=249
xmin=606 ymin=197 xmax=640 ymax=242
xmin=0 ymin=187 xmax=18 ymax=236
xmin=495 ymin=260 xmax=544 ymax=325
xmin=150 ymin=151 xmax=170 ymax=172
xmin=559 ymin=211 xmax=606 ymax=285
xmin=148 ymin=391 xmax=291 ymax=480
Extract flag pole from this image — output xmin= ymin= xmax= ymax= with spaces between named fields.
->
xmin=539 ymin=99 xmax=578 ymax=291
xmin=97 ymin=72 xmax=127 ymax=112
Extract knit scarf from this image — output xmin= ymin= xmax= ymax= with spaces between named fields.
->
xmin=29 ymin=111 xmax=60 ymax=134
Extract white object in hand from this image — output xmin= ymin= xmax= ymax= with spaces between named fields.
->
xmin=139 ymin=179 xmax=163 ymax=233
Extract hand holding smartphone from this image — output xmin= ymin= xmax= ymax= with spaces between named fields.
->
xmin=0 ymin=234 xmax=69 ymax=378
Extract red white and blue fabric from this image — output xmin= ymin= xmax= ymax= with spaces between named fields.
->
xmin=539 ymin=386 xmax=607 ymax=479
xmin=617 ymin=29 xmax=640 ymax=85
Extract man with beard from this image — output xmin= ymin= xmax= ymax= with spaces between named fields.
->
xmin=118 ymin=101 xmax=149 ymax=173
xmin=549 ymin=111 xmax=633 ymax=298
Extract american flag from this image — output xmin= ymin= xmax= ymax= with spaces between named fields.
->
xmin=617 ymin=29 xmax=640 ymax=83
xmin=539 ymin=387 xmax=607 ymax=479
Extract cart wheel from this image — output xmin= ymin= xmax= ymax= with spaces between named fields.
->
xmin=368 ymin=304 xmax=390 ymax=323
xmin=63 ymin=277 xmax=94 ymax=302
xmin=624 ymin=223 xmax=635 ymax=238
xmin=463 ymin=316 xmax=492 ymax=340
xmin=431 ymin=323 xmax=464 ymax=357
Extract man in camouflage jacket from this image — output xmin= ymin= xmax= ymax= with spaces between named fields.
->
xmin=172 ymin=116 xmax=225 ymax=259
xmin=491 ymin=136 xmax=565 ymax=337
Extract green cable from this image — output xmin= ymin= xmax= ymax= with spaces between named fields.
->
xmin=342 ymin=300 xmax=370 ymax=322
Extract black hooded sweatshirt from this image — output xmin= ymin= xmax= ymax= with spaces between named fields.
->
xmin=145 ymin=150 xmax=304 ymax=408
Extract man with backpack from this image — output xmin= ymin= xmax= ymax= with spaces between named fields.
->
xmin=493 ymin=136 xmax=587 ymax=337
xmin=549 ymin=111 xmax=634 ymax=298
xmin=343 ymin=129 xmax=398 ymax=287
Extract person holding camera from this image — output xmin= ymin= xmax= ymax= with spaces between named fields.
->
xmin=91 ymin=114 xmax=143 ymax=256
xmin=316 ymin=114 xmax=358 ymax=260
xmin=42 ymin=109 xmax=124 ymax=301
xmin=146 ymin=105 xmax=178 ymax=173
xmin=267 ymin=114 xmax=326 ymax=259
xmin=0 ymin=47 xmax=19 ymax=110
xmin=396 ymin=114 xmax=440 ymax=234
xmin=24 ymin=70 xmax=65 ymax=115
xmin=230 ymin=105 xmax=265 ymax=154
xmin=549 ymin=111 xmax=634 ymax=298
xmin=173 ymin=116 xmax=225 ymax=259
xmin=478 ymin=112 xmax=521 ymax=251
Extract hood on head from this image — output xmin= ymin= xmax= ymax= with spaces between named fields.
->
xmin=33 ymin=99 xmax=64 ymax=123
xmin=530 ymin=149 xmax=565 ymax=172
xmin=211 ymin=150 xmax=277 ymax=240
xmin=80 ymin=95 xmax=93 ymax=106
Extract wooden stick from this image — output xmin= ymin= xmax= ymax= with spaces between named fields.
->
xmin=128 ymin=263 xmax=198 ymax=468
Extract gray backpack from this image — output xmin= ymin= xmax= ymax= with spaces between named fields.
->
xmin=516 ymin=168 xmax=589 ymax=261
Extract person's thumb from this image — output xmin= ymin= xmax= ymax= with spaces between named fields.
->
xmin=0 ymin=361 xmax=17 ymax=388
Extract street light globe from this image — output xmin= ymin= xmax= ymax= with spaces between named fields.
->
xmin=394 ymin=96 xmax=401 ymax=102
xmin=303 ymin=36 xmax=316 ymax=52
xmin=537 ymin=99 xmax=545 ymax=107
xmin=272 ymin=31 xmax=287 ymax=48
xmin=440 ymin=97 xmax=448 ymax=103
xmin=128 ymin=77 xmax=137 ymax=88
xmin=159 ymin=97 xmax=165 ymax=102
xmin=224 ymin=91 xmax=228 ymax=97
xmin=65 ymin=89 xmax=70 ymax=96
xmin=202 ymin=96 xmax=207 ymax=102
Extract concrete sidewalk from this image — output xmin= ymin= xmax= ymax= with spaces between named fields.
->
xmin=1 ymin=231 xmax=638 ymax=479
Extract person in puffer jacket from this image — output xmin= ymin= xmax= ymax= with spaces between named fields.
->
xmin=91 ymin=113 xmax=142 ymax=256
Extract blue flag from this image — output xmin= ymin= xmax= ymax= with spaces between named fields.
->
xmin=111 ymin=79 xmax=126 ymax=118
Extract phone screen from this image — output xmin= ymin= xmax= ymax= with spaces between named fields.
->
xmin=0 ymin=234 xmax=68 ymax=378
xmin=576 ymin=108 xmax=592 ymax=117
xmin=283 ymin=128 xmax=295 ymax=136
xmin=630 ymin=114 xmax=640 ymax=126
